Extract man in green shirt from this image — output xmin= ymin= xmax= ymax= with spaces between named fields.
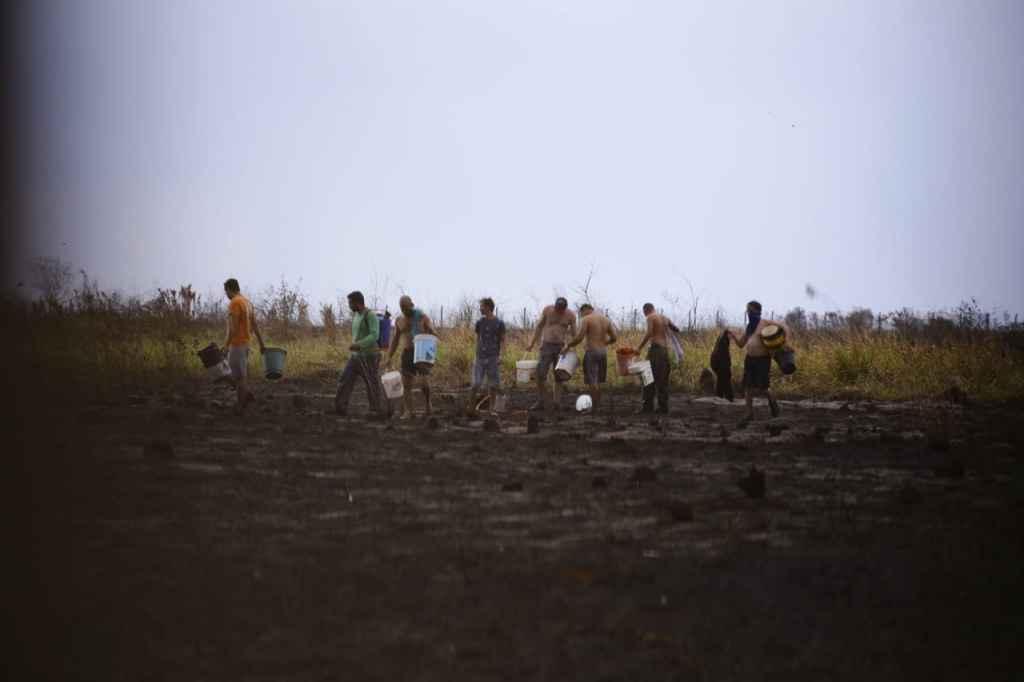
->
xmin=334 ymin=290 xmax=386 ymax=417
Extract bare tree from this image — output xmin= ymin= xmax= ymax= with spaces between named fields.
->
xmin=572 ymin=262 xmax=599 ymax=308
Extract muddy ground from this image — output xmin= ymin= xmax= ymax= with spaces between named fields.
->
xmin=10 ymin=375 xmax=1024 ymax=681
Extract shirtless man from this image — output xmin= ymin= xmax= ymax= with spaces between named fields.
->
xmin=635 ymin=303 xmax=679 ymax=414
xmin=563 ymin=303 xmax=617 ymax=411
xmin=525 ymin=296 xmax=577 ymax=411
xmin=385 ymin=295 xmax=439 ymax=420
xmin=728 ymin=300 xmax=785 ymax=425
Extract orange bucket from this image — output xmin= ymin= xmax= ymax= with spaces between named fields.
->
xmin=616 ymin=347 xmax=637 ymax=375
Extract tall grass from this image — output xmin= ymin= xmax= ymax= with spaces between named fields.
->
xmin=11 ymin=296 xmax=1023 ymax=402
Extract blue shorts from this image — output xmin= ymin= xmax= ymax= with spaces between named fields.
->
xmin=472 ymin=355 xmax=501 ymax=389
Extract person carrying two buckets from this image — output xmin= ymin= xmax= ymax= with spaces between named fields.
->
xmin=727 ymin=300 xmax=791 ymax=426
xmin=221 ymin=278 xmax=265 ymax=415
xmin=385 ymin=295 xmax=440 ymax=420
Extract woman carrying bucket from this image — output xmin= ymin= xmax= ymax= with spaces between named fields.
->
xmin=385 ymin=295 xmax=439 ymax=420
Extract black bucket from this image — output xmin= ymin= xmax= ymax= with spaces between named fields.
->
xmin=197 ymin=343 xmax=223 ymax=369
xmin=773 ymin=348 xmax=796 ymax=375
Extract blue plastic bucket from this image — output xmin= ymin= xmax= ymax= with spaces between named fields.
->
xmin=413 ymin=334 xmax=438 ymax=368
xmin=263 ymin=347 xmax=287 ymax=380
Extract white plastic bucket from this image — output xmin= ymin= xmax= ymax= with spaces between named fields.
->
xmin=381 ymin=370 xmax=404 ymax=399
xmin=413 ymin=334 xmax=438 ymax=368
xmin=629 ymin=360 xmax=655 ymax=387
xmin=207 ymin=359 xmax=232 ymax=382
xmin=554 ymin=351 xmax=579 ymax=382
xmin=515 ymin=360 xmax=538 ymax=385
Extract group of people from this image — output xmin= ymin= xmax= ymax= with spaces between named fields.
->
xmin=220 ymin=279 xmax=788 ymax=425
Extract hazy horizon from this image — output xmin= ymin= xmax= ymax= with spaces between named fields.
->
xmin=10 ymin=0 xmax=1023 ymax=321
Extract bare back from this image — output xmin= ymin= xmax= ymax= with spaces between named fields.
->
xmin=646 ymin=313 xmax=671 ymax=348
xmin=581 ymin=313 xmax=615 ymax=351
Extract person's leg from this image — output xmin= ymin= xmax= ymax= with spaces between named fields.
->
xmin=421 ymin=373 xmax=432 ymax=415
xmin=485 ymin=357 xmax=500 ymax=413
xmin=641 ymin=381 xmax=655 ymax=413
xmin=652 ymin=347 xmax=670 ymax=413
xmin=400 ymin=348 xmax=416 ymax=418
xmin=467 ymin=359 xmax=482 ymax=414
xmin=767 ymin=388 xmax=780 ymax=418
xmin=228 ymin=346 xmax=250 ymax=413
xmin=532 ymin=345 xmax=556 ymax=410
xmin=358 ymin=354 xmax=384 ymax=416
xmin=335 ymin=357 xmax=359 ymax=415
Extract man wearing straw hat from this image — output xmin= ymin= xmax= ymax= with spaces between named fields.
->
xmin=563 ymin=303 xmax=617 ymax=413
xmin=525 ymin=296 xmax=577 ymax=412
xmin=385 ymin=295 xmax=439 ymax=420
xmin=334 ymin=290 xmax=386 ymax=418
xmin=222 ymin=278 xmax=265 ymax=415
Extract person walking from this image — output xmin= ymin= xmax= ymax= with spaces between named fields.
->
xmin=728 ymin=300 xmax=786 ymax=425
xmin=525 ymin=297 xmax=577 ymax=412
xmin=335 ymin=291 xmax=386 ymax=418
xmin=563 ymin=303 xmax=617 ymax=412
xmin=222 ymin=278 xmax=265 ymax=415
xmin=635 ymin=303 xmax=677 ymax=414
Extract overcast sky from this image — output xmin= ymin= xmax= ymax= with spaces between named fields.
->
xmin=12 ymin=0 xmax=1024 ymax=321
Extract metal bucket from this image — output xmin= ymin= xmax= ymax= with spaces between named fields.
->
xmin=262 ymin=347 xmax=287 ymax=380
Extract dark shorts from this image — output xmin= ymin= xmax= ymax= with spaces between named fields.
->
xmin=401 ymin=348 xmax=431 ymax=376
xmin=536 ymin=342 xmax=563 ymax=380
xmin=743 ymin=355 xmax=771 ymax=390
xmin=583 ymin=349 xmax=607 ymax=384
xmin=472 ymin=355 xmax=501 ymax=388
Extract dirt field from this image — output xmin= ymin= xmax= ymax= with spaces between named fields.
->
xmin=11 ymin=374 xmax=1024 ymax=681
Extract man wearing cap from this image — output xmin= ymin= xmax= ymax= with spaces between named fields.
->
xmin=525 ymin=296 xmax=577 ymax=411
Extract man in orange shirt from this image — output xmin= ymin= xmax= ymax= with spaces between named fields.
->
xmin=222 ymin=278 xmax=265 ymax=414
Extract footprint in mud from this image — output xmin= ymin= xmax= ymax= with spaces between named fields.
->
xmin=501 ymin=481 xmax=524 ymax=492
xmin=630 ymin=466 xmax=658 ymax=484
xmin=737 ymin=466 xmax=765 ymax=498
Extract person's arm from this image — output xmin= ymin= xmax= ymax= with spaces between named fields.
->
xmin=251 ymin=305 xmax=266 ymax=353
xmin=606 ymin=321 xmax=618 ymax=346
xmin=564 ymin=318 xmax=587 ymax=352
xmin=667 ymin=320 xmax=680 ymax=333
xmin=223 ymin=301 xmax=238 ymax=351
xmin=728 ymin=329 xmax=749 ymax=348
xmin=637 ymin=316 xmax=654 ymax=353
xmin=497 ymin=322 xmax=506 ymax=357
xmin=385 ymin=319 xmax=402 ymax=365
xmin=526 ymin=311 xmax=546 ymax=351
xmin=421 ymin=314 xmax=438 ymax=338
